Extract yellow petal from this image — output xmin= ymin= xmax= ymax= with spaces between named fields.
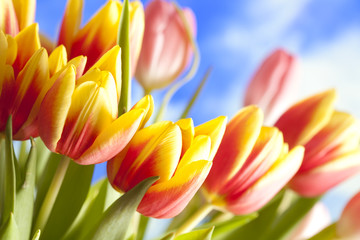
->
xmin=6 ymin=35 xmax=17 ymax=65
xmin=38 ymin=65 xmax=76 ymax=151
xmin=77 ymin=108 xmax=145 ymax=165
xmin=57 ymin=0 xmax=83 ymax=54
xmin=12 ymin=0 xmax=36 ymax=30
xmin=176 ymin=118 xmax=195 ymax=156
xmin=195 ymin=116 xmax=227 ymax=160
xmin=177 ymin=135 xmax=211 ymax=170
xmin=130 ymin=95 xmax=154 ymax=128
xmin=1 ymin=0 xmax=19 ymax=36
xmin=90 ymin=45 xmax=121 ymax=100
xmin=67 ymin=55 xmax=87 ymax=79
xmin=275 ymin=89 xmax=336 ymax=148
xmin=48 ymin=45 xmax=68 ymax=77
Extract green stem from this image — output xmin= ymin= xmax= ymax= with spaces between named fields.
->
xmin=33 ymin=156 xmax=70 ymax=231
xmin=180 ymin=67 xmax=212 ymax=119
xmin=143 ymin=88 xmax=152 ymax=97
xmin=174 ymin=203 xmax=213 ymax=237
xmin=154 ymin=3 xmax=200 ymax=122
xmin=308 ymin=222 xmax=337 ymax=240
xmin=118 ymin=0 xmax=131 ymax=115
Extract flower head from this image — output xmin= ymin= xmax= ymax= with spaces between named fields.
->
xmin=107 ymin=116 xmax=227 ymax=218
xmin=203 ymin=106 xmax=304 ymax=215
xmin=275 ymin=89 xmax=360 ymax=197
xmin=135 ymin=0 xmax=196 ymax=91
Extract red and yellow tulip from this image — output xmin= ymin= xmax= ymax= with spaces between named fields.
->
xmin=58 ymin=0 xmax=144 ymax=73
xmin=275 ymin=89 xmax=360 ymax=197
xmin=0 ymin=24 xmax=54 ymax=140
xmin=244 ymin=49 xmax=296 ymax=124
xmin=107 ymin=116 xmax=227 ymax=218
xmin=135 ymin=0 xmax=196 ymax=91
xmin=337 ymin=191 xmax=360 ymax=239
xmin=0 ymin=0 xmax=36 ymax=36
xmin=203 ymin=106 xmax=304 ymax=215
xmin=37 ymin=45 xmax=153 ymax=165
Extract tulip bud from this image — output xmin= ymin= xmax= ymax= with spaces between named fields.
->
xmin=135 ymin=0 xmax=196 ymax=91
xmin=203 ymin=106 xmax=304 ymax=215
xmin=107 ymin=116 xmax=227 ymax=218
xmin=275 ymin=89 xmax=360 ymax=197
xmin=244 ymin=49 xmax=296 ymax=124
xmin=0 ymin=25 xmax=51 ymax=140
xmin=337 ymin=191 xmax=360 ymax=239
xmin=59 ymin=0 xmax=144 ymax=72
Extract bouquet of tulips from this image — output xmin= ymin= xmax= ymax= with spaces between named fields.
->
xmin=1 ymin=0 xmax=360 ymax=239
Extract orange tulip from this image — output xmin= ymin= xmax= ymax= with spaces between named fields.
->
xmin=0 ymin=24 xmax=54 ymax=140
xmin=58 ymin=0 xmax=144 ymax=73
xmin=337 ymin=191 xmax=360 ymax=239
xmin=203 ymin=106 xmax=304 ymax=215
xmin=135 ymin=0 xmax=196 ymax=91
xmin=37 ymin=45 xmax=153 ymax=165
xmin=107 ymin=116 xmax=227 ymax=218
xmin=275 ymin=89 xmax=360 ymax=197
xmin=244 ymin=49 xmax=296 ymax=124
xmin=0 ymin=0 xmax=35 ymax=36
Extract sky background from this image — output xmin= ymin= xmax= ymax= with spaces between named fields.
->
xmin=36 ymin=0 xmax=360 ymax=224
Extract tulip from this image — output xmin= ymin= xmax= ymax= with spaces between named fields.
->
xmin=203 ymin=106 xmax=304 ymax=215
xmin=244 ymin=49 xmax=296 ymax=124
xmin=38 ymin=45 xmax=153 ymax=165
xmin=58 ymin=0 xmax=144 ymax=73
xmin=107 ymin=116 xmax=227 ymax=218
xmin=275 ymin=89 xmax=360 ymax=197
xmin=337 ymin=191 xmax=360 ymax=239
xmin=135 ymin=0 xmax=196 ymax=91
xmin=0 ymin=0 xmax=35 ymax=36
xmin=0 ymin=24 xmax=53 ymax=140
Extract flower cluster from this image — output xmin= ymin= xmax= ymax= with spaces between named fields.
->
xmin=1 ymin=0 xmax=360 ymax=239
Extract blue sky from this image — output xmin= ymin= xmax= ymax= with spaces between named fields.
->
xmin=36 ymin=0 xmax=360 ymax=220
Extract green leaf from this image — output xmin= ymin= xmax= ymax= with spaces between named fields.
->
xmin=175 ymin=227 xmax=214 ymax=240
xmin=167 ymin=192 xmax=203 ymax=232
xmin=158 ymin=232 xmax=175 ymax=240
xmin=18 ymin=140 xmax=29 ymax=172
xmin=136 ymin=214 xmax=149 ymax=240
xmin=308 ymin=222 xmax=337 ymax=240
xmin=90 ymin=176 xmax=159 ymax=240
xmin=34 ymin=137 xmax=51 ymax=186
xmin=40 ymin=160 xmax=94 ymax=240
xmin=263 ymin=195 xmax=321 ymax=240
xmin=2 ymin=117 xmax=16 ymax=226
xmin=118 ymin=0 xmax=131 ymax=114
xmin=0 ymin=136 xmax=5 ymax=224
xmin=31 ymin=229 xmax=41 ymax=240
xmin=0 ymin=213 xmax=19 ymax=240
xmin=63 ymin=178 xmax=120 ymax=240
xmin=14 ymin=138 xmax=37 ymax=240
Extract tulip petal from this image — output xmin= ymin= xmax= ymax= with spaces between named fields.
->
xmin=138 ymin=160 xmax=212 ymax=218
xmin=130 ymin=95 xmax=154 ymax=128
xmin=77 ymin=108 xmax=146 ymax=165
xmin=177 ymin=135 xmax=211 ymax=170
xmin=13 ymin=23 xmax=40 ymax=75
xmin=68 ymin=55 xmax=87 ymax=80
xmin=12 ymin=48 xmax=49 ymax=139
xmin=176 ymin=118 xmax=195 ymax=156
xmin=57 ymin=0 xmax=83 ymax=53
xmin=6 ymin=35 xmax=17 ymax=65
xmin=90 ymin=45 xmax=121 ymax=100
xmin=195 ymin=116 xmax=227 ymax=160
xmin=12 ymin=0 xmax=36 ymax=30
xmin=111 ymin=121 xmax=182 ymax=191
xmin=226 ymin=146 xmax=304 ymax=214
xmin=38 ymin=65 xmax=76 ymax=151
xmin=275 ymin=89 xmax=336 ymax=148
xmin=337 ymin=192 xmax=360 ymax=239
xmin=290 ymin=149 xmax=360 ymax=197
xmin=1 ymin=0 xmax=19 ymax=36
xmin=48 ymin=45 xmax=68 ymax=77
xmin=129 ymin=1 xmax=145 ymax=75
xmin=0 ymin=65 xmax=15 ymax=131
xmin=205 ymin=106 xmax=262 ymax=193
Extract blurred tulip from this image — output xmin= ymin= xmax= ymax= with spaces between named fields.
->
xmin=135 ymin=0 xmax=196 ymax=91
xmin=0 ymin=0 xmax=35 ymax=36
xmin=275 ymin=89 xmax=360 ymax=197
xmin=244 ymin=49 xmax=296 ymax=124
xmin=289 ymin=202 xmax=331 ymax=240
xmin=0 ymin=24 xmax=54 ymax=140
xmin=202 ymin=106 xmax=304 ymax=215
xmin=337 ymin=191 xmax=360 ymax=239
xmin=107 ymin=116 xmax=227 ymax=218
xmin=58 ymin=0 xmax=144 ymax=73
xmin=38 ymin=45 xmax=153 ymax=165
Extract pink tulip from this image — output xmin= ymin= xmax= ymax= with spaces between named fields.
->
xmin=135 ymin=0 xmax=196 ymax=91
xmin=337 ymin=191 xmax=360 ymax=239
xmin=244 ymin=49 xmax=296 ymax=124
